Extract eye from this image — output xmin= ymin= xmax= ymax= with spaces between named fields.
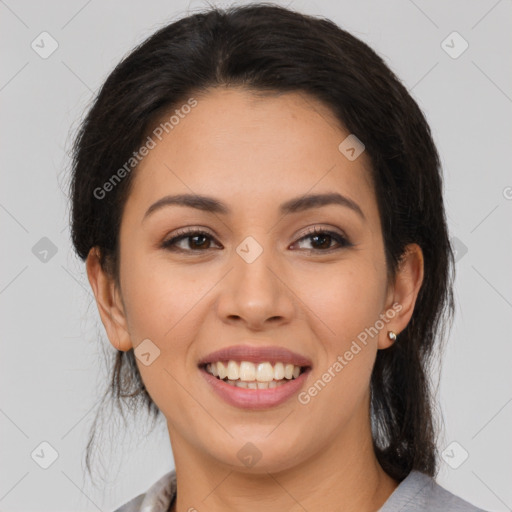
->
xmin=161 ymin=229 xmax=221 ymax=252
xmin=161 ymin=226 xmax=352 ymax=254
xmin=291 ymin=226 xmax=352 ymax=252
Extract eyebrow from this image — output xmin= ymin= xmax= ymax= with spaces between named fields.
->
xmin=142 ymin=192 xmax=365 ymax=222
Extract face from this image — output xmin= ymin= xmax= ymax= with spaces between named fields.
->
xmin=88 ymin=86 xmax=422 ymax=474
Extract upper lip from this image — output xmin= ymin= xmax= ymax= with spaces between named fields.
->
xmin=198 ymin=344 xmax=313 ymax=367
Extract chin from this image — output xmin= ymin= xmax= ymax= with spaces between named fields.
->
xmin=202 ymin=433 xmax=307 ymax=474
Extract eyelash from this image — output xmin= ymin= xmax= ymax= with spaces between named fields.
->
xmin=160 ymin=226 xmax=352 ymax=254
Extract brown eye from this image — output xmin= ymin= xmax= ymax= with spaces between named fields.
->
xmin=310 ymin=232 xmax=333 ymax=249
xmin=293 ymin=227 xmax=351 ymax=252
xmin=186 ymin=234 xmax=211 ymax=249
xmin=161 ymin=230 xmax=221 ymax=252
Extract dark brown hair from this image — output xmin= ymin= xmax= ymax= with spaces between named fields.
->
xmin=69 ymin=2 xmax=455 ymax=484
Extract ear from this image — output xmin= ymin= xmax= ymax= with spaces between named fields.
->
xmin=379 ymin=243 xmax=424 ymax=350
xmin=85 ymin=247 xmax=133 ymax=352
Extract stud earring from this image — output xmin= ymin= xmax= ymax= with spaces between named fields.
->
xmin=387 ymin=331 xmax=397 ymax=342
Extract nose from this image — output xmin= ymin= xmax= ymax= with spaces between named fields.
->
xmin=215 ymin=243 xmax=296 ymax=330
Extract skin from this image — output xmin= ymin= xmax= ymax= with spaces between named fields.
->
xmin=86 ymin=86 xmax=424 ymax=512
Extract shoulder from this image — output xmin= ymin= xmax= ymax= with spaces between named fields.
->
xmin=379 ymin=470 xmax=490 ymax=512
xmin=112 ymin=470 xmax=177 ymax=512
xmin=112 ymin=493 xmax=144 ymax=512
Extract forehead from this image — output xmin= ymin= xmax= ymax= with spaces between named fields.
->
xmin=126 ymin=86 xmax=377 ymax=222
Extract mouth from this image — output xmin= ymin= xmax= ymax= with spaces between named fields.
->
xmin=199 ymin=360 xmax=309 ymax=389
xmin=197 ymin=345 xmax=312 ymax=409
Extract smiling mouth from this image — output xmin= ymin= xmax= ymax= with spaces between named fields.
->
xmin=200 ymin=360 xmax=309 ymax=389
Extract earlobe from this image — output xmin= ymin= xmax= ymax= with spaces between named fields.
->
xmin=85 ymin=247 xmax=133 ymax=352
xmin=378 ymin=243 xmax=424 ymax=350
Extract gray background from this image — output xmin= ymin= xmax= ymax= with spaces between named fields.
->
xmin=1 ymin=0 xmax=511 ymax=510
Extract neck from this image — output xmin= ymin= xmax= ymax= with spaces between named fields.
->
xmin=167 ymin=409 xmax=399 ymax=512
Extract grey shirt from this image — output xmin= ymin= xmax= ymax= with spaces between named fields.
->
xmin=113 ymin=469 xmax=489 ymax=512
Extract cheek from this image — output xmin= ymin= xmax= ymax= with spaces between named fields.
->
xmin=119 ymin=254 xmax=203 ymax=418
xmin=295 ymin=259 xmax=386 ymax=342
xmin=293 ymin=260 xmax=384 ymax=405
xmin=120 ymin=249 xmax=202 ymax=342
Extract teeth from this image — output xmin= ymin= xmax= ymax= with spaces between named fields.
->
xmin=219 ymin=376 xmax=291 ymax=389
xmin=284 ymin=363 xmax=294 ymax=379
xmin=256 ymin=362 xmax=274 ymax=382
xmin=227 ymin=360 xmax=239 ymax=380
xmin=205 ymin=360 xmax=305 ymax=384
xmin=229 ymin=379 xmax=287 ymax=389
xmin=239 ymin=361 xmax=256 ymax=381
xmin=274 ymin=362 xmax=285 ymax=380
xmin=217 ymin=361 xmax=227 ymax=380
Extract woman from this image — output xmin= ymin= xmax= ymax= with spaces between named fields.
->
xmin=69 ymin=4 xmax=488 ymax=511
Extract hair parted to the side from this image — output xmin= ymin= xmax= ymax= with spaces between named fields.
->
xmin=69 ymin=2 xmax=455 ymax=484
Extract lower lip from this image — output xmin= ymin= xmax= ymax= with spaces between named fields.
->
xmin=200 ymin=367 xmax=311 ymax=410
